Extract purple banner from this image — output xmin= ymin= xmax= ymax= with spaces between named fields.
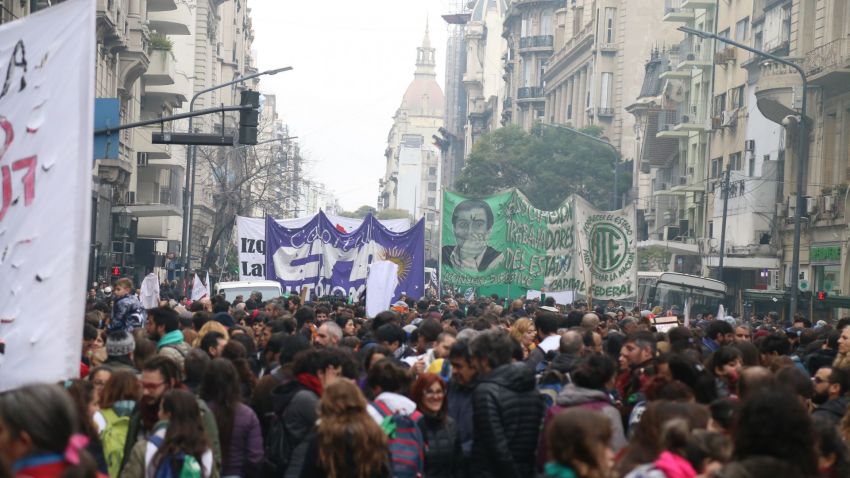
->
xmin=265 ymin=211 xmax=425 ymax=301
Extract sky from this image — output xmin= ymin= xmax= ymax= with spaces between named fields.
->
xmin=250 ymin=0 xmax=449 ymax=212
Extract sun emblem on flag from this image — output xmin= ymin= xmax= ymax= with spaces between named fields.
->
xmin=381 ymin=247 xmax=413 ymax=281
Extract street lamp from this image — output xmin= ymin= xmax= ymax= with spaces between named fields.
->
xmin=540 ymin=123 xmax=623 ymax=209
xmin=180 ymin=66 xmax=293 ymax=277
xmin=678 ymin=25 xmax=809 ymax=320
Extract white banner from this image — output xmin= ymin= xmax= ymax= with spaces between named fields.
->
xmin=0 ymin=0 xmax=95 ymax=390
xmin=236 ymin=214 xmax=410 ymax=280
xmin=574 ymin=196 xmax=638 ymax=301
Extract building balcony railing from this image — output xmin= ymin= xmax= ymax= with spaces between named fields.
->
xmin=517 ymin=86 xmax=545 ymax=100
xmin=804 ymin=38 xmax=850 ymax=88
xmin=663 ymin=0 xmax=694 ymax=22
xmin=596 ymin=107 xmax=615 ymax=117
xmin=519 ymin=35 xmax=554 ymax=51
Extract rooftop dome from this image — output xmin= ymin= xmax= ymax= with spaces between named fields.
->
xmin=400 ymin=24 xmax=444 ymax=118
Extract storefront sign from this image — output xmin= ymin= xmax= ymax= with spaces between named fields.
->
xmin=811 ymin=244 xmax=841 ymax=264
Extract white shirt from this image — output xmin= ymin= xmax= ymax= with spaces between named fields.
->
xmin=538 ymin=334 xmax=561 ymax=354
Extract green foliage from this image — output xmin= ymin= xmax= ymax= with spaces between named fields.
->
xmin=338 ymin=205 xmax=377 ymax=218
xmin=454 ymin=124 xmax=632 ymax=210
xmin=376 ymin=208 xmax=412 ymax=220
xmin=149 ymin=33 xmax=173 ymax=51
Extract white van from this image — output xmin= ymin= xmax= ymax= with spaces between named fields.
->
xmin=215 ymin=280 xmax=282 ymax=302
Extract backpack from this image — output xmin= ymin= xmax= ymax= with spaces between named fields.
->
xmin=262 ymin=407 xmax=296 ymax=476
xmin=148 ymin=435 xmax=203 ymax=478
xmin=373 ymin=400 xmax=425 ymax=478
xmin=100 ymin=409 xmax=130 ymax=478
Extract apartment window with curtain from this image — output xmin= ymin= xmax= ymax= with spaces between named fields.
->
xmin=523 ymin=60 xmax=533 ymax=86
xmin=573 ymin=7 xmax=583 ymax=36
xmin=730 ymin=152 xmax=742 ymax=171
xmin=600 ymin=73 xmax=613 ymax=108
xmin=604 ymin=8 xmax=616 ymax=43
xmin=541 ymin=9 xmax=552 ymax=36
xmin=735 ymin=17 xmax=749 ymax=41
xmin=716 ymin=29 xmax=730 ymax=54
xmin=521 ymin=13 xmax=529 ymax=37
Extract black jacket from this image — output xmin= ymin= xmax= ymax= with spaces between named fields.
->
xmin=419 ymin=414 xmax=462 ymax=478
xmin=807 ymin=348 xmax=837 ymax=374
xmin=813 ymin=396 xmax=850 ymax=425
xmin=470 ymin=362 xmax=545 ymax=478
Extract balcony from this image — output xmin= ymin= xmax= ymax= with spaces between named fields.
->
xmin=596 ymin=107 xmax=615 ymax=117
xmin=673 ymin=103 xmax=710 ymax=132
xmin=754 ymin=58 xmax=805 ymax=124
xmin=96 ymin=0 xmax=127 ymax=51
xmin=519 ymin=35 xmax=554 ymax=52
xmin=517 ymin=86 xmax=545 ymax=101
xmin=681 ymin=0 xmax=716 ymax=9
xmin=148 ymin=9 xmax=191 ymax=36
xmin=147 ymin=0 xmax=177 ymax=12
xmin=143 ymin=49 xmax=176 ymax=86
xmin=677 ymin=42 xmax=713 ymax=69
xmin=663 ymin=1 xmax=694 ymax=23
xmin=804 ymin=38 xmax=850 ymax=91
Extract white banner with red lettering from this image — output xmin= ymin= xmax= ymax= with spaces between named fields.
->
xmin=236 ymin=214 xmax=410 ymax=281
xmin=0 ymin=0 xmax=95 ymax=390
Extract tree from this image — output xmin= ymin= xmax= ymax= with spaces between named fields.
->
xmin=376 ymin=208 xmax=413 ymax=220
xmin=338 ymin=205 xmax=377 ymax=218
xmin=454 ymin=124 xmax=632 ymax=210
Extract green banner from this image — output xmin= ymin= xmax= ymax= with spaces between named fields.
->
xmin=440 ymin=190 xmax=636 ymax=302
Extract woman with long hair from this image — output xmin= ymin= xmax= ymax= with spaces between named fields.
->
xmin=143 ymin=389 xmax=213 ymax=478
xmin=199 ymin=359 xmax=263 ymax=477
xmin=299 ymin=380 xmax=390 ymax=478
xmin=0 ymin=383 xmax=102 ymax=478
xmin=95 ymin=370 xmax=141 ymax=478
xmin=221 ymin=341 xmax=257 ymax=402
xmin=410 ymin=373 xmax=461 ymax=478
xmin=63 ymin=380 xmax=109 ymax=475
xmin=542 ymin=409 xmax=613 ymax=478
xmin=509 ymin=318 xmax=536 ymax=360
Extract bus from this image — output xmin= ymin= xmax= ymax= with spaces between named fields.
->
xmin=647 ymin=272 xmax=727 ymax=321
xmin=636 ymin=271 xmax=663 ymax=310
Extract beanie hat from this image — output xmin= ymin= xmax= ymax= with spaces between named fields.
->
xmin=106 ymin=332 xmax=135 ymax=356
xmin=212 ymin=312 xmax=235 ymax=328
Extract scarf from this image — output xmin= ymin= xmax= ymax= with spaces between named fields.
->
xmin=296 ymin=373 xmax=322 ymax=397
xmin=653 ymin=451 xmax=697 ymax=478
xmin=543 ymin=462 xmax=577 ymax=478
xmin=157 ymin=330 xmax=184 ymax=349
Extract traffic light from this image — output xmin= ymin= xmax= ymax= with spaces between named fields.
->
xmin=817 ymin=290 xmax=828 ymax=301
xmin=238 ymin=90 xmax=260 ymax=145
xmin=111 ymin=266 xmax=121 ymax=276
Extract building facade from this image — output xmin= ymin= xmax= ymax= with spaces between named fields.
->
xmin=379 ymin=27 xmax=445 ymax=262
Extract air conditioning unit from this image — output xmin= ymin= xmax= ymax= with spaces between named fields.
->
xmin=775 ymin=202 xmax=785 ymax=219
xmin=722 ymin=110 xmax=737 ymax=127
xmin=714 ymin=51 xmax=728 ymax=64
xmin=724 ymin=46 xmax=737 ymax=61
xmin=823 ymin=194 xmax=835 ymax=212
xmin=787 ymin=196 xmax=797 ymax=219
xmin=744 ymin=139 xmax=755 ymax=152
xmin=681 ymin=115 xmax=690 ymax=124
xmin=806 ymin=196 xmax=817 ymax=215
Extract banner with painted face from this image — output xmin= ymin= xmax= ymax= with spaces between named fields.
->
xmin=264 ymin=211 xmax=425 ymax=301
xmin=440 ymin=190 xmax=636 ymax=301
xmin=236 ymin=214 xmax=410 ymax=280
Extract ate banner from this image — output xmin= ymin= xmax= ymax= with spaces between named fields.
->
xmin=236 ymin=214 xmax=410 ymax=280
xmin=0 ymin=0 xmax=95 ymax=390
xmin=440 ymin=190 xmax=636 ymax=301
xmin=264 ymin=211 xmax=425 ymax=301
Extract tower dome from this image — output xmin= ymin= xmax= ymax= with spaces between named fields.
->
xmin=401 ymin=23 xmax=444 ymax=118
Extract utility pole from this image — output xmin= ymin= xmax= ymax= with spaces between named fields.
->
xmin=718 ymin=164 xmax=731 ymax=281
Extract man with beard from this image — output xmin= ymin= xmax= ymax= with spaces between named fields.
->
xmin=812 ymin=366 xmax=850 ymax=425
xmin=145 ymin=307 xmax=191 ymax=372
xmin=442 ymin=199 xmax=502 ymax=272
xmin=119 ymin=355 xmax=221 ymax=474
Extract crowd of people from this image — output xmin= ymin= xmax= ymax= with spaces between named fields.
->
xmin=2 ymin=278 xmax=850 ymax=478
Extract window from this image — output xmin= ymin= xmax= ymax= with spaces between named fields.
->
xmin=428 ymin=167 xmax=437 ymax=177
xmin=523 ymin=60 xmax=533 ymax=87
xmin=521 ymin=13 xmax=529 ymax=37
xmin=428 ymin=182 xmax=437 ymax=192
xmin=729 ymin=152 xmax=742 ymax=171
xmin=729 ymin=85 xmax=745 ymax=109
xmin=753 ymin=23 xmax=763 ymax=51
xmin=712 ymin=93 xmax=727 ymax=117
xmin=716 ymin=29 xmax=730 ymax=54
xmin=711 ymin=157 xmax=722 ymax=179
xmin=604 ymin=8 xmax=616 ymax=43
xmin=539 ymin=61 xmax=546 ymax=87
xmin=427 ymin=198 xmax=436 ymax=207
xmin=600 ymin=73 xmax=613 ymax=108
xmin=427 ymin=213 xmax=435 ymax=222
xmin=735 ymin=17 xmax=749 ymax=41
xmin=573 ymin=7 xmax=583 ymax=35
xmin=749 ymin=156 xmax=756 ymax=177
xmin=541 ymin=9 xmax=553 ymax=36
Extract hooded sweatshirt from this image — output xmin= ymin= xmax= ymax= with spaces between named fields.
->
xmin=537 ymin=384 xmax=627 ymax=470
